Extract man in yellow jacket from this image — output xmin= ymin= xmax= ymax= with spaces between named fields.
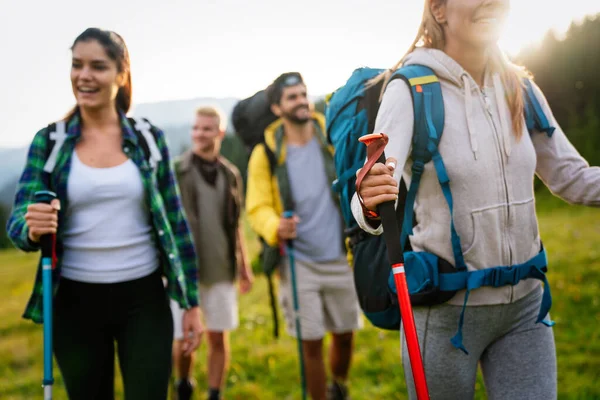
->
xmin=246 ymin=72 xmax=361 ymax=400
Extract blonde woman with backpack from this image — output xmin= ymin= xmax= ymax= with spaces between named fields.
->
xmin=353 ymin=1 xmax=600 ymax=398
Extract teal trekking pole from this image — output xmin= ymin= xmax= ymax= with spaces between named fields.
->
xmin=283 ymin=210 xmax=307 ymax=400
xmin=35 ymin=190 xmax=57 ymax=400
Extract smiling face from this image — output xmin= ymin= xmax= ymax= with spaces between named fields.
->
xmin=432 ymin=0 xmax=510 ymax=50
xmin=271 ymin=83 xmax=311 ymax=125
xmin=70 ymin=39 xmax=125 ymax=112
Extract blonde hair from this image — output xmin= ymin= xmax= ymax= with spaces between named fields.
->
xmin=374 ymin=0 xmax=530 ymax=138
xmin=196 ymin=106 xmax=227 ymax=132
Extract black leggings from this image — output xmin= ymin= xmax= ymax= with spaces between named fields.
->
xmin=53 ymin=270 xmax=173 ymax=400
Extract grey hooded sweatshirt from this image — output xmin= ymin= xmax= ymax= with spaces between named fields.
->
xmin=352 ymin=48 xmax=600 ymax=307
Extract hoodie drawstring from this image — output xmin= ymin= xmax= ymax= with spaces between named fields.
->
xmin=492 ymin=73 xmax=512 ymax=158
xmin=462 ymin=75 xmax=479 ymax=160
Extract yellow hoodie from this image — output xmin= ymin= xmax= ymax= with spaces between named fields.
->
xmin=246 ymin=112 xmax=331 ymax=247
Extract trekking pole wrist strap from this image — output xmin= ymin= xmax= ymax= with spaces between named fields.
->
xmin=355 ymin=133 xmax=390 ymax=221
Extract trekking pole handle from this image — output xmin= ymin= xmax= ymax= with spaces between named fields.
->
xmin=34 ymin=190 xmax=57 ymax=259
xmin=357 ymin=134 xmax=403 ymax=264
xmin=374 ymin=155 xmax=404 ymax=265
xmin=282 ymin=210 xmax=295 ymax=248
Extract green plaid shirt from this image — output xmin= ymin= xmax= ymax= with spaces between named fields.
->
xmin=6 ymin=112 xmax=199 ymax=323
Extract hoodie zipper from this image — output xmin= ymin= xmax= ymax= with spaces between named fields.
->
xmin=481 ymin=88 xmax=513 ymax=270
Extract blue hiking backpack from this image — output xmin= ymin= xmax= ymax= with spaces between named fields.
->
xmin=326 ymin=65 xmax=557 ymax=353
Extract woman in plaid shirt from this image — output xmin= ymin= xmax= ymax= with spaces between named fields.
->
xmin=6 ymin=28 xmax=202 ymax=399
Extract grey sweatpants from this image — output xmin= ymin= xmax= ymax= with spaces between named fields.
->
xmin=401 ymin=287 xmax=557 ymax=400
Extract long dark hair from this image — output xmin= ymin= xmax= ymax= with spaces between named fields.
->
xmin=66 ymin=28 xmax=132 ymax=119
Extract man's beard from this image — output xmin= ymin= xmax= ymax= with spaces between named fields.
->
xmin=283 ymin=105 xmax=311 ymax=125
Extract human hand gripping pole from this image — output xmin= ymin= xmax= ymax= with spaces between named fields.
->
xmin=282 ymin=210 xmax=307 ymax=400
xmin=34 ymin=190 xmax=58 ymax=400
xmin=356 ymin=133 xmax=430 ymax=400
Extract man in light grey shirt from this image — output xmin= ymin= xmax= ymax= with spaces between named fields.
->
xmin=246 ymin=72 xmax=361 ymax=400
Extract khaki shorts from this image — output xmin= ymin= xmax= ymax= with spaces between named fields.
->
xmin=171 ymin=281 xmax=239 ymax=339
xmin=279 ymin=257 xmax=362 ymax=340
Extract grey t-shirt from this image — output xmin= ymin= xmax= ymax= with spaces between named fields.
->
xmin=286 ymin=137 xmax=344 ymax=264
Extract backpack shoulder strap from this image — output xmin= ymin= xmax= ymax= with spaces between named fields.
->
xmin=259 ymin=140 xmax=295 ymax=211
xmin=263 ymin=142 xmax=277 ymax=175
xmin=43 ymin=121 xmax=67 ymax=174
xmin=388 ymin=65 xmax=466 ymax=269
xmin=258 ymin=141 xmax=284 ymax=339
xmin=522 ymin=79 xmax=555 ymax=137
xmin=391 ymin=65 xmax=445 ymax=164
xmin=271 ymin=127 xmax=295 ymax=212
xmin=389 ymin=66 xmax=444 ymax=239
xmin=128 ymin=117 xmax=163 ymax=170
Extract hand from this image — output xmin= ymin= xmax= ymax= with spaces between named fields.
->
xmin=182 ymin=306 xmax=204 ymax=356
xmin=25 ymin=199 xmax=61 ymax=243
xmin=277 ymin=215 xmax=300 ymax=241
xmin=357 ymin=157 xmax=399 ymax=212
xmin=239 ymin=269 xmax=254 ymax=294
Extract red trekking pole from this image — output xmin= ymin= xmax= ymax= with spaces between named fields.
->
xmin=357 ymin=133 xmax=430 ymax=399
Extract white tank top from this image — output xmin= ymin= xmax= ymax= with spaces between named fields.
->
xmin=61 ymin=151 xmax=159 ymax=283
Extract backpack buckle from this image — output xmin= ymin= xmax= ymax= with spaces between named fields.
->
xmin=489 ymin=266 xmax=519 ymax=287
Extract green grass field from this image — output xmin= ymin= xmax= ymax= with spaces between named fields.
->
xmin=1 ymin=194 xmax=599 ymax=399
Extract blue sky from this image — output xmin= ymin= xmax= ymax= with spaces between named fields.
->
xmin=0 ymin=0 xmax=598 ymax=148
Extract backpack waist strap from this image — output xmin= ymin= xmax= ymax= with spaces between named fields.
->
xmin=439 ymin=248 xmax=554 ymax=354
xmin=439 ymin=248 xmax=548 ymax=291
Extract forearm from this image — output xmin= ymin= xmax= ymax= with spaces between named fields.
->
xmin=351 ymin=193 xmax=384 ymax=235
xmin=531 ymin=85 xmax=600 ymax=206
xmin=236 ymin=226 xmax=251 ymax=274
xmin=155 ymin=128 xmax=200 ymax=306
xmin=184 ymin=272 xmax=200 ymax=308
xmin=7 ymin=206 xmax=40 ymax=252
xmin=7 ymin=129 xmax=49 ymax=252
xmin=247 ymin=206 xmax=280 ymax=246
